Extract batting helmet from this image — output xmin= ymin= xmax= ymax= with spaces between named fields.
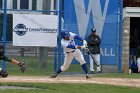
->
xmin=61 ymin=31 xmax=70 ymax=38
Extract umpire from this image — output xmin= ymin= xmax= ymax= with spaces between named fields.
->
xmin=87 ymin=28 xmax=101 ymax=74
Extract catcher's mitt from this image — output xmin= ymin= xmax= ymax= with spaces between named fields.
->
xmin=18 ymin=62 xmax=26 ymax=73
xmin=0 ymin=70 xmax=8 ymax=78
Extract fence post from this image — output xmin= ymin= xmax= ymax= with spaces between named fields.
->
xmin=21 ymin=48 xmax=24 ymax=57
xmin=2 ymin=0 xmax=7 ymax=70
xmin=118 ymin=0 xmax=123 ymax=73
xmin=58 ymin=0 xmax=62 ymax=68
xmin=39 ymin=47 xmax=48 ymax=69
xmin=122 ymin=29 xmax=130 ymax=73
xmin=54 ymin=47 xmax=57 ymax=73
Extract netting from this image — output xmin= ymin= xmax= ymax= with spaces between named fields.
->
xmin=0 ymin=0 xmax=123 ymax=76
xmin=0 ymin=0 xmax=61 ymax=76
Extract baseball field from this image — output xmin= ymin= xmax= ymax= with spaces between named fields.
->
xmin=0 ymin=56 xmax=140 ymax=93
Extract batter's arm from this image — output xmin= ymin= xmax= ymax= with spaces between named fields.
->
xmin=67 ymin=44 xmax=85 ymax=49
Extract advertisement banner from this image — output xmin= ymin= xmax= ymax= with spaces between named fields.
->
xmin=13 ymin=14 xmax=58 ymax=47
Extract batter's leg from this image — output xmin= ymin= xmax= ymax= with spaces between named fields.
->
xmin=74 ymin=49 xmax=89 ymax=79
xmin=51 ymin=53 xmax=74 ymax=78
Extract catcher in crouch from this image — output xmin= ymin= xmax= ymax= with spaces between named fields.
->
xmin=0 ymin=45 xmax=26 ymax=78
xmin=51 ymin=30 xmax=90 ymax=79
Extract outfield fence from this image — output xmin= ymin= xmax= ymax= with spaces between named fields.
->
xmin=0 ymin=0 xmax=123 ymax=76
xmin=0 ymin=0 xmax=63 ymax=75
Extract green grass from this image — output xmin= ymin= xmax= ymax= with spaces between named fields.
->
xmin=5 ymin=56 xmax=83 ymax=76
xmin=3 ymin=56 xmax=140 ymax=78
xmin=0 ymin=82 xmax=139 ymax=93
xmin=6 ymin=56 xmax=54 ymax=76
xmin=1 ymin=56 xmax=140 ymax=93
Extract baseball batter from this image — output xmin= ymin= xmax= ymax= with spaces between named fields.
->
xmin=51 ymin=31 xmax=90 ymax=79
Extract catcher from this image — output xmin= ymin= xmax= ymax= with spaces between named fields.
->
xmin=0 ymin=45 xmax=26 ymax=78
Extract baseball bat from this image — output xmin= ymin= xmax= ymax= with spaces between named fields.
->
xmin=86 ymin=48 xmax=99 ymax=67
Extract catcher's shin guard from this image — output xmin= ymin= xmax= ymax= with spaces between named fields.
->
xmin=18 ymin=62 xmax=26 ymax=73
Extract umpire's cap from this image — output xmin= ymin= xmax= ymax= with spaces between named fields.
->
xmin=91 ymin=28 xmax=96 ymax=32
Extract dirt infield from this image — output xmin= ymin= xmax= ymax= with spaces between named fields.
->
xmin=0 ymin=76 xmax=140 ymax=88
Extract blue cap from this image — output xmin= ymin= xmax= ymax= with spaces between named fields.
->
xmin=61 ymin=31 xmax=70 ymax=38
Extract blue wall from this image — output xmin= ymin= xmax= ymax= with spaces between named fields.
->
xmin=64 ymin=0 xmax=119 ymax=65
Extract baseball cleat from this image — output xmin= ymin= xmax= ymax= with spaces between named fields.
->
xmin=86 ymin=75 xmax=91 ymax=79
xmin=96 ymin=71 xmax=102 ymax=74
xmin=90 ymin=71 xmax=95 ymax=74
xmin=50 ymin=74 xmax=57 ymax=78
xmin=19 ymin=62 xmax=26 ymax=73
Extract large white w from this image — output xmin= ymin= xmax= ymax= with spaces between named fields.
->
xmin=73 ymin=0 xmax=109 ymax=37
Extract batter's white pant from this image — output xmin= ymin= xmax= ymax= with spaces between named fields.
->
xmin=89 ymin=54 xmax=101 ymax=72
xmin=137 ymin=58 xmax=140 ymax=72
xmin=61 ymin=49 xmax=86 ymax=71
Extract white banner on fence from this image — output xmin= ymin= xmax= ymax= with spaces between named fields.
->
xmin=13 ymin=14 xmax=58 ymax=47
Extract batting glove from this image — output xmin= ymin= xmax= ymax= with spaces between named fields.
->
xmin=18 ymin=62 xmax=26 ymax=73
xmin=83 ymin=40 xmax=87 ymax=46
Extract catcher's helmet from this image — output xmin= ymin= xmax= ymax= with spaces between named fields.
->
xmin=61 ymin=31 xmax=70 ymax=38
xmin=91 ymin=28 xmax=96 ymax=32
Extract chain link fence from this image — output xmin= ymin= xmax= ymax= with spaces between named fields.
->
xmin=0 ymin=0 xmax=62 ymax=76
xmin=0 ymin=0 xmax=123 ymax=76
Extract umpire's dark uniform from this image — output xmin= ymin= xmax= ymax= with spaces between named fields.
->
xmin=87 ymin=28 xmax=101 ymax=73
xmin=87 ymin=30 xmax=101 ymax=54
